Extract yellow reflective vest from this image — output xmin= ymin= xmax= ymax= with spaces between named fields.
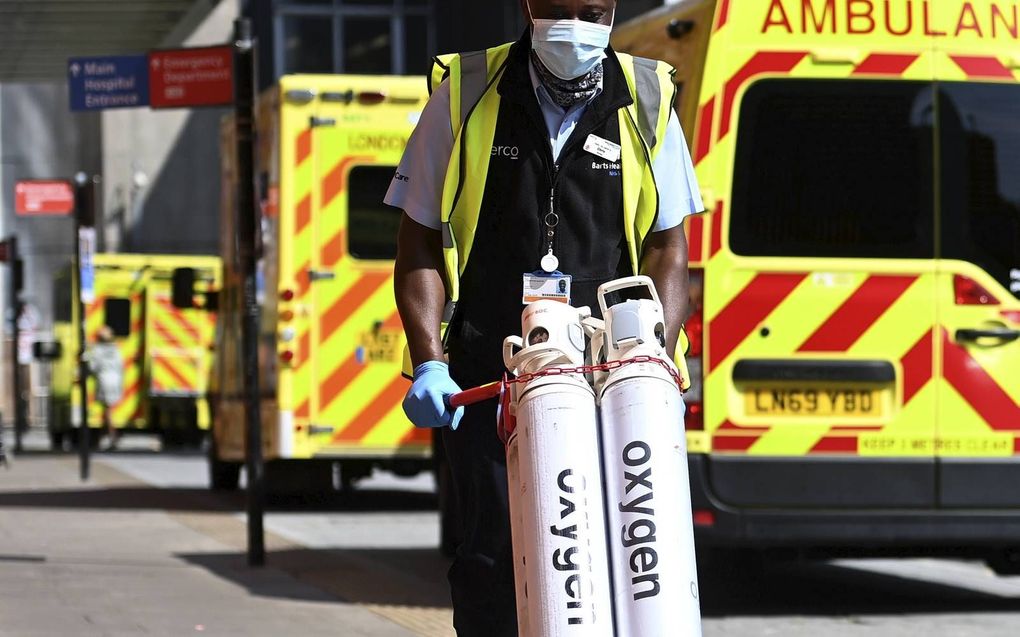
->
xmin=402 ymin=42 xmax=690 ymax=386
xmin=429 ymin=42 xmax=676 ymax=302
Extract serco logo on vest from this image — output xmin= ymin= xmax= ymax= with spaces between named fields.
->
xmin=491 ymin=145 xmax=520 ymax=159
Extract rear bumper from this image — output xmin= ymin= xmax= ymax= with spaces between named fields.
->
xmin=688 ymin=454 xmax=1020 ymax=549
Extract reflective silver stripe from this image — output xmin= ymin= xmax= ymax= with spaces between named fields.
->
xmin=459 ymin=50 xmax=489 ymax=128
xmin=632 ymin=57 xmax=661 ymax=149
xmin=442 ymin=222 xmax=454 ymax=249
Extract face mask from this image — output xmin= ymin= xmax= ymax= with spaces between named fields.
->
xmin=527 ymin=2 xmax=614 ymax=81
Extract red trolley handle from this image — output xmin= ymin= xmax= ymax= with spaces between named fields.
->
xmin=448 ymin=382 xmax=503 ymax=408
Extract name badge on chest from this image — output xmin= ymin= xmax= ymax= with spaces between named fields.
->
xmin=523 ymin=271 xmax=572 ymax=305
xmin=583 ymin=134 xmax=621 ymax=163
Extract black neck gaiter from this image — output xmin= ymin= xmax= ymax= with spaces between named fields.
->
xmin=530 ymin=51 xmax=603 ymax=110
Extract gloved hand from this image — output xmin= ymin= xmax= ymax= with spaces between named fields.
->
xmin=402 ymin=361 xmax=465 ymax=430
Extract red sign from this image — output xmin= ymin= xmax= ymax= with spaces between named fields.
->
xmin=14 ymin=180 xmax=75 ymax=216
xmin=149 ymin=46 xmax=233 ymax=109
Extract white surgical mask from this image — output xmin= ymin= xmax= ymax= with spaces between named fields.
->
xmin=527 ymin=2 xmax=614 ymax=81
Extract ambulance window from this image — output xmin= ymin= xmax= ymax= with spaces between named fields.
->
xmin=343 ymin=17 xmax=391 ymax=74
xmin=402 ymin=14 xmax=429 ymax=75
xmin=730 ymin=80 xmax=934 ymax=259
xmin=939 ymin=83 xmax=1020 ymax=300
xmin=103 ymin=298 xmax=132 ymax=338
xmin=282 ymin=15 xmax=334 ymax=74
xmin=348 ymin=166 xmax=401 ymax=260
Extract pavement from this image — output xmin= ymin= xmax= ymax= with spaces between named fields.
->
xmin=2 ymin=429 xmax=1020 ymax=636
xmin=0 ymin=433 xmax=449 ymax=637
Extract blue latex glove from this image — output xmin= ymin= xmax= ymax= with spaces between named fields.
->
xmin=402 ymin=361 xmax=465 ymax=430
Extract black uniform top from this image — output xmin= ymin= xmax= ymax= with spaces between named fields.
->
xmin=448 ymin=34 xmax=637 ymax=388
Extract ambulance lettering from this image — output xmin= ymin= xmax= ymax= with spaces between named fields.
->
xmin=761 ymin=0 xmax=1020 ymax=39
xmin=549 ymin=469 xmax=598 ymax=625
xmin=350 ymin=134 xmax=408 ymax=151
xmin=618 ymin=441 xmax=661 ymax=601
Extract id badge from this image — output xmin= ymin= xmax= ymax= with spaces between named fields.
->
xmin=523 ymin=271 xmax=572 ymax=305
xmin=583 ymin=134 xmax=622 ymax=163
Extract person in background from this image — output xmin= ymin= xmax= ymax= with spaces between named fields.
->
xmin=85 ymin=326 xmax=124 ymax=450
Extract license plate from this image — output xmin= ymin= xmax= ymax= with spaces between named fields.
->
xmin=357 ymin=329 xmax=402 ymax=364
xmin=745 ymin=388 xmax=882 ymax=417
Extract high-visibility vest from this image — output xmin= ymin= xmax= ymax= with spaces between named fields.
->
xmin=429 ymin=42 xmax=677 ymax=303
xmin=403 ymin=43 xmax=690 ymax=387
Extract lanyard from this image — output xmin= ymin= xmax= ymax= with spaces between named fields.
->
xmin=541 ymin=189 xmax=560 ymax=273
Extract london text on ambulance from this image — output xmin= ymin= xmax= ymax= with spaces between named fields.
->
xmin=761 ymin=0 xmax=1020 ymax=38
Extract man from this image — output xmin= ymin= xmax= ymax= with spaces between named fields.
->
xmin=386 ymin=1 xmax=703 ymax=633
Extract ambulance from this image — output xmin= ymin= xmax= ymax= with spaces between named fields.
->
xmin=207 ymin=75 xmax=437 ymax=497
xmin=50 ymin=254 xmax=220 ymax=448
xmin=614 ymin=0 xmax=1020 ymax=572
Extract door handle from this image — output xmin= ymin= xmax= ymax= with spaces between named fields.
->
xmin=307 ymin=269 xmax=336 ymax=282
xmin=955 ymin=328 xmax=1020 ymax=344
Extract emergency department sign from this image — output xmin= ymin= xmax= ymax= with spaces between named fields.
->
xmin=148 ymin=46 xmax=233 ymax=109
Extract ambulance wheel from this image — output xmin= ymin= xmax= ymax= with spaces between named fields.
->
xmin=208 ymin=440 xmax=241 ymax=491
xmin=182 ymin=406 xmax=203 ymax=449
xmin=183 ymin=426 xmax=205 ymax=450
xmin=67 ymin=428 xmax=101 ymax=451
xmin=49 ymin=430 xmax=65 ymax=451
xmin=434 ymin=435 xmax=461 ymax=557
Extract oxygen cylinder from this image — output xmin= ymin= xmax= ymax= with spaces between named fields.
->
xmin=505 ymin=423 xmax=529 ymax=634
xmin=595 ymin=277 xmax=702 ymax=636
xmin=503 ymin=301 xmax=615 ymax=637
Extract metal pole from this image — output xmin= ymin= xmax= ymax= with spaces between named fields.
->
xmin=9 ymin=236 xmax=25 ymax=453
xmin=74 ymin=173 xmax=96 ymax=481
xmin=234 ymin=18 xmax=265 ymax=567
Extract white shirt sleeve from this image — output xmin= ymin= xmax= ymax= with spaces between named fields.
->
xmin=383 ymin=79 xmax=454 ymax=230
xmin=651 ymin=111 xmax=704 ymax=232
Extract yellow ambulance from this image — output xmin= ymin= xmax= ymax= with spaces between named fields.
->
xmin=209 ymin=75 xmax=435 ymax=496
xmin=50 ymin=254 xmax=220 ymax=448
xmin=615 ymin=0 xmax=1020 ymax=572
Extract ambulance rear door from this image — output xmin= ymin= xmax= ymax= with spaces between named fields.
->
xmin=303 ymin=76 xmax=430 ymax=457
xmin=698 ymin=1 xmax=941 ymax=510
xmin=930 ymin=1 xmax=1020 ymax=507
xmin=88 ymin=260 xmax=146 ymax=428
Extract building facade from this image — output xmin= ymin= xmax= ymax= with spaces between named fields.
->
xmin=244 ymin=0 xmax=667 ymax=88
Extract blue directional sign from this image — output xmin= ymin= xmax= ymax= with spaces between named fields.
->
xmin=68 ymin=55 xmax=150 ymax=112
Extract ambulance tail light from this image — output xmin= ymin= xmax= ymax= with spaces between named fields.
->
xmin=357 ymin=91 xmax=387 ymax=105
xmin=280 ymin=350 xmax=295 ymax=365
xmin=280 ymin=288 xmax=295 ymax=302
xmin=954 ymin=274 xmax=999 ymax=306
xmin=684 ymin=269 xmax=704 ymax=431
xmin=321 ymin=90 xmax=407 ymax=106
xmin=686 ymin=300 xmax=703 ymax=358
xmin=693 ymin=509 xmax=716 ymax=527
xmin=686 ymin=402 xmax=704 ymax=431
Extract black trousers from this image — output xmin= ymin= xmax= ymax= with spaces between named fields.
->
xmin=443 ymin=367 xmax=518 ymax=636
